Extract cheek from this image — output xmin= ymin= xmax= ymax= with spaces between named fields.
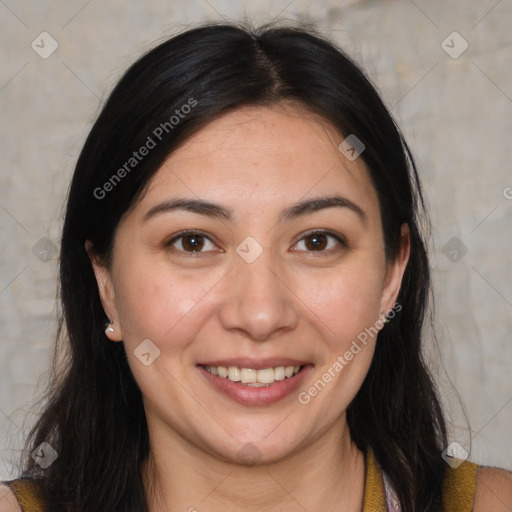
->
xmin=113 ymin=258 xmax=224 ymax=350
xmin=294 ymin=261 xmax=384 ymax=412
xmin=111 ymin=261 xmax=214 ymax=396
xmin=298 ymin=260 xmax=385 ymax=348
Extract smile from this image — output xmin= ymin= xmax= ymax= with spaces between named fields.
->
xmin=197 ymin=363 xmax=313 ymax=406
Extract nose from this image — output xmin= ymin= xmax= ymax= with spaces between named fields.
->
xmin=217 ymin=248 xmax=299 ymax=341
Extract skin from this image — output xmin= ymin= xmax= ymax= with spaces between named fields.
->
xmin=89 ymin=101 xmax=411 ymax=512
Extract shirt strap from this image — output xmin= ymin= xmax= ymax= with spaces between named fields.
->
xmin=442 ymin=458 xmax=480 ymax=511
xmin=364 ymin=447 xmax=480 ymax=512
xmin=362 ymin=446 xmax=387 ymax=511
xmin=3 ymin=479 xmax=46 ymax=512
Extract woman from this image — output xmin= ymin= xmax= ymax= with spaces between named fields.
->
xmin=1 ymin=20 xmax=511 ymax=512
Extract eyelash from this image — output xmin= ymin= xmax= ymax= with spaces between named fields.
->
xmin=165 ymin=229 xmax=348 ymax=255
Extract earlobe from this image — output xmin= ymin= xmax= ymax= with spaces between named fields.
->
xmin=104 ymin=320 xmax=121 ymax=342
xmin=85 ymin=240 xmax=123 ymax=341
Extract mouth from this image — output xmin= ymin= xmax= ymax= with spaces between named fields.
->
xmin=196 ymin=361 xmax=313 ymax=406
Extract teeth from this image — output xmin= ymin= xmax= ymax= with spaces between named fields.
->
xmin=240 ymin=368 xmax=257 ymax=383
xmin=204 ymin=364 xmax=302 ymax=384
xmin=256 ymin=368 xmax=275 ymax=384
xmin=228 ymin=367 xmax=241 ymax=382
xmin=274 ymin=366 xmax=285 ymax=381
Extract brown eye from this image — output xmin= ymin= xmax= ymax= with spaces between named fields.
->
xmin=294 ymin=231 xmax=346 ymax=253
xmin=167 ymin=231 xmax=217 ymax=253
xmin=304 ymin=233 xmax=328 ymax=251
xmin=181 ymin=234 xmax=205 ymax=252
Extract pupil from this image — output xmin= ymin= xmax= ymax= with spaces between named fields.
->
xmin=184 ymin=235 xmax=204 ymax=252
xmin=306 ymin=233 xmax=326 ymax=251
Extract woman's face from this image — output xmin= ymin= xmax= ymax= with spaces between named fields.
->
xmin=90 ymin=102 xmax=409 ymax=464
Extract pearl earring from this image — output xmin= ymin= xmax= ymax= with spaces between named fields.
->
xmin=105 ymin=319 xmax=114 ymax=335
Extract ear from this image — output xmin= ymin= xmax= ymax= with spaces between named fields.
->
xmin=379 ymin=223 xmax=411 ymax=317
xmin=85 ymin=240 xmax=123 ymax=341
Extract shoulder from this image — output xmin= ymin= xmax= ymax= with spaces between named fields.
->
xmin=472 ymin=466 xmax=512 ymax=511
xmin=0 ymin=483 xmax=22 ymax=512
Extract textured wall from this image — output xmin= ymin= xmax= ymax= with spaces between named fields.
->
xmin=1 ymin=0 xmax=511 ymax=479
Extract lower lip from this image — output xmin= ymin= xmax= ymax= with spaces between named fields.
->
xmin=197 ymin=365 xmax=313 ymax=406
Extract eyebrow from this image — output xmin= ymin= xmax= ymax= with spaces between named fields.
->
xmin=142 ymin=195 xmax=368 ymax=225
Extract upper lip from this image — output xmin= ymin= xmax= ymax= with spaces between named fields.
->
xmin=198 ymin=358 xmax=311 ymax=370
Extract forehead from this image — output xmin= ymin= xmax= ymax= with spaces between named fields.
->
xmin=137 ymin=102 xmax=380 ymax=221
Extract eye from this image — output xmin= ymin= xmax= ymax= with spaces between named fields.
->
xmin=166 ymin=231 xmax=218 ymax=254
xmin=293 ymin=230 xmax=347 ymax=253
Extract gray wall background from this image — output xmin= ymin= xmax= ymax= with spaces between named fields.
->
xmin=1 ymin=0 xmax=511 ymax=478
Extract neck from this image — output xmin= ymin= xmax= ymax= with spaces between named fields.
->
xmin=142 ymin=414 xmax=366 ymax=512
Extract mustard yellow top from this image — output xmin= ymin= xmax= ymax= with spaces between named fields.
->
xmin=5 ymin=448 xmax=479 ymax=511
xmin=362 ymin=447 xmax=479 ymax=511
